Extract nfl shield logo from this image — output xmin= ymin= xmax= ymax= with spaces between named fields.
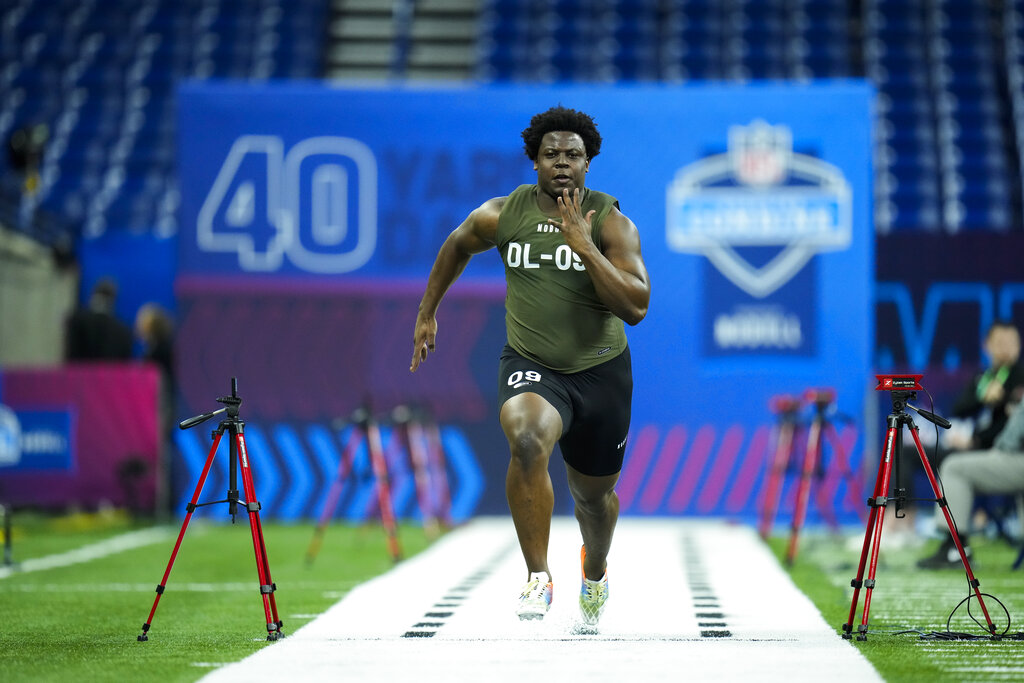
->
xmin=665 ymin=119 xmax=852 ymax=299
xmin=730 ymin=120 xmax=791 ymax=187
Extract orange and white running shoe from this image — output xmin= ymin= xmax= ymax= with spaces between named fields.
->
xmin=579 ymin=546 xmax=608 ymax=626
xmin=516 ymin=572 xmax=553 ymax=620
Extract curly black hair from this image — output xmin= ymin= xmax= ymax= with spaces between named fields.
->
xmin=521 ymin=106 xmax=602 ymax=161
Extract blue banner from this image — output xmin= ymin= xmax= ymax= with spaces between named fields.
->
xmin=0 ymin=407 xmax=75 ymax=472
xmin=177 ymin=82 xmax=874 ymax=522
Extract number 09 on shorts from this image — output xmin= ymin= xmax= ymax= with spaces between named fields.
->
xmin=508 ymin=370 xmax=542 ymax=387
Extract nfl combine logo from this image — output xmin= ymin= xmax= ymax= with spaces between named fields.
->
xmin=665 ymin=119 xmax=852 ymax=299
xmin=731 ymin=121 xmax=790 ymax=187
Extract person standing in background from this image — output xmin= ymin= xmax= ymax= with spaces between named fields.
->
xmin=65 ymin=277 xmax=133 ymax=361
xmin=135 ymin=302 xmax=176 ymax=519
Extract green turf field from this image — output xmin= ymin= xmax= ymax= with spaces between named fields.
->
xmin=771 ymin=525 xmax=1024 ymax=682
xmin=0 ymin=511 xmax=434 ymax=683
xmin=3 ymin=510 xmax=1024 ymax=682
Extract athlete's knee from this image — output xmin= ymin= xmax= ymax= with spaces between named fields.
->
xmin=502 ymin=401 xmax=559 ymax=469
xmin=574 ymin=496 xmax=616 ymax=521
xmin=506 ymin=427 xmax=554 ymax=469
xmin=572 ymin=484 xmax=618 ymax=516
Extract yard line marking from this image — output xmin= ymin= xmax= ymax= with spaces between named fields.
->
xmin=401 ymin=541 xmax=516 ymax=639
xmin=0 ymin=580 xmax=362 ymax=593
xmin=0 ymin=527 xmax=173 ymax=580
xmin=682 ymin=533 xmax=732 ymax=638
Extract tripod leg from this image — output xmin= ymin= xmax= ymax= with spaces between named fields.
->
xmin=425 ymin=419 xmax=452 ymax=527
xmin=759 ymin=421 xmax=793 ymax=540
xmin=811 ymin=422 xmax=843 ymax=534
xmin=138 ymin=431 xmax=225 ymax=641
xmin=842 ymin=424 xmax=895 ymax=640
xmin=306 ymin=431 xmax=358 ymax=565
xmin=909 ymin=427 xmax=998 ymax=634
xmin=824 ymin=422 xmax=866 ymax=524
xmin=2 ymin=504 xmax=12 ymax=567
xmin=855 ymin=424 xmax=903 ymax=640
xmin=787 ymin=418 xmax=821 ymax=565
xmin=236 ymin=430 xmax=284 ymax=640
xmin=405 ymin=420 xmax=440 ymax=540
xmin=366 ymin=419 xmax=403 ymax=562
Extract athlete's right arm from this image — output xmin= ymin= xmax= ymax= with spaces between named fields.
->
xmin=410 ymin=197 xmax=504 ymax=372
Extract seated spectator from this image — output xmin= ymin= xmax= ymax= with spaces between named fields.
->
xmin=65 ymin=277 xmax=133 ymax=361
xmin=917 ymin=399 xmax=1024 ymax=569
xmin=901 ymin=322 xmax=1023 ymax=512
xmin=947 ymin=321 xmax=1024 ymax=452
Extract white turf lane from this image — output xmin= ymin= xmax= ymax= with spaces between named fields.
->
xmin=202 ymin=518 xmax=880 ymax=682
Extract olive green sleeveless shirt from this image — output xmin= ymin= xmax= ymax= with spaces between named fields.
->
xmin=496 ymin=184 xmax=627 ymax=373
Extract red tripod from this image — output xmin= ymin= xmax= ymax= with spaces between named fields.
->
xmin=392 ymin=405 xmax=445 ymax=540
xmin=842 ymin=375 xmax=996 ymax=641
xmin=138 ymin=378 xmax=283 ymax=642
xmin=786 ymin=388 xmax=863 ymax=565
xmin=759 ymin=390 xmax=863 ymax=564
xmin=305 ymin=405 xmax=402 ymax=565
xmin=758 ymin=394 xmax=801 ymax=540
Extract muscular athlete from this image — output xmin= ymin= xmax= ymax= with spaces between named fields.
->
xmin=410 ymin=106 xmax=650 ymax=625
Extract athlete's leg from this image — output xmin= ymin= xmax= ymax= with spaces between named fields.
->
xmin=500 ymin=392 xmax=563 ymax=580
xmin=566 ymin=463 xmax=619 ymax=580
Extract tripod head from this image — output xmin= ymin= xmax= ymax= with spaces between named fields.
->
xmin=804 ymin=387 xmax=836 ymax=407
xmin=179 ymin=377 xmax=243 ymax=430
xmin=875 ymin=374 xmax=951 ymax=429
xmin=215 ymin=377 xmax=242 ymax=418
xmin=769 ymin=394 xmax=801 ymax=415
xmin=888 ymin=390 xmax=915 ymax=414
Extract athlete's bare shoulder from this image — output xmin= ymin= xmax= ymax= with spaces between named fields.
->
xmin=477 ymin=196 xmax=508 ymax=221
xmin=463 ymin=196 xmax=507 ymax=244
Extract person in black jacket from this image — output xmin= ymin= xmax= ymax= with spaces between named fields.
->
xmin=65 ymin=278 xmax=133 ymax=361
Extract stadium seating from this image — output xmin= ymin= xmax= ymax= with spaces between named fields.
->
xmin=0 ymin=0 xmax=326 ymax=241
xmin=477 ymin=0 xmax=1021 ymax=233
xmin=2 ymin=0 xmax=1023 ymax=240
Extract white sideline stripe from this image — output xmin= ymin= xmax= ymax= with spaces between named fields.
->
xmin=0 ymin=581 xmax=361 ymax=593
xmin=200 ymin=518 xmax=882 ymax=682
xmin=0 ymin=528 xmax=173 ymax=580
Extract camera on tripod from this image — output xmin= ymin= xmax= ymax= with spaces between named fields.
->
xmin=843 ymin=372 xmax=995 ymax=640
xmin=874 ymin=374 xmax=950 ymax=429
xmin=875 ymin=374 xmax=923 ymax=392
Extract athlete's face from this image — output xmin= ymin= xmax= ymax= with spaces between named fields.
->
xmin=534 ymin=131 xmax=590 ymax=199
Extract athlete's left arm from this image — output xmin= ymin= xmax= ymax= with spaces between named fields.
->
xmin=557 ymin=188 xmax=650 ymax=325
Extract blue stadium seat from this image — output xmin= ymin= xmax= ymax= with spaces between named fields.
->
xmin=0 ymin=0 xmax=330 ymax=239
xmin=4 ymin=0 xmax=1022 ymax=235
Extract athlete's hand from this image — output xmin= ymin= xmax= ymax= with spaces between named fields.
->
xmin=410 ymin=312 xmax=438 ymax=372
xmin=556 ymin=187 xmax=596 ymax=252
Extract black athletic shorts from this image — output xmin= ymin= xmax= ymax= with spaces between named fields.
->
xmin=497 ymin=344 xmax=632 ymax=477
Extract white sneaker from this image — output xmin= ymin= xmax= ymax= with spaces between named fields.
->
xmin=516 ymin=572 xmax=553 ymax=620
xmin=579 ymin=546 xmax=608 ymax=626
